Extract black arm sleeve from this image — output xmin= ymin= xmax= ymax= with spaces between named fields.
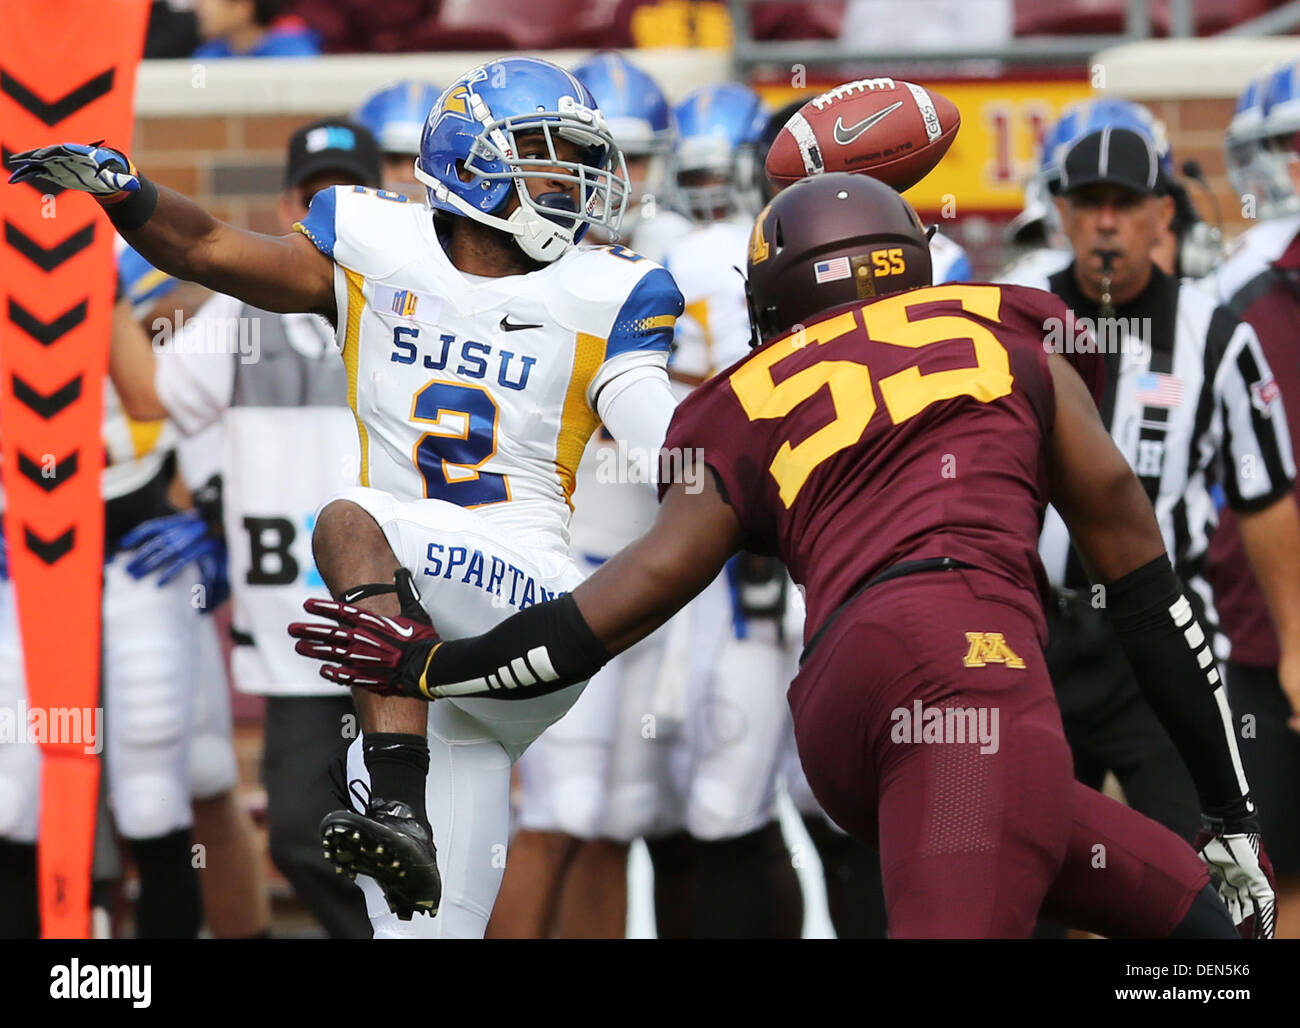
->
xmin=1106 ymin=554 xmax=1252 ymax=819
xmin=399 ymin=593 xmax=613 ymax=701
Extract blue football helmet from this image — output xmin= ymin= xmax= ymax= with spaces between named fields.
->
xmin=1255 ymin=62 xmax=1300 ymax=219
xmin=572 ymin=51 xmax=673 ymax=233
xmin=117 ymin=244 xmax=178 ymax=318
xmin=671 ymin=83 xmax=769 ymax=222
xmin=1225 ymin=76 xmax=1267 ymax=206
xmin=414 ymin=57 xmax=629 ymax=263
xmin=354 ymin=81 xmax=442 ymax=156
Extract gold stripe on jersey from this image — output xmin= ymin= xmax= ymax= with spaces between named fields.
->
xmin=685 ymin=299 xmax=713 ymax=368
xmin=126 ymin=416 xmax=166 ymax=459
xmin=633 ymin=314 xmax=677 ymax=333
xmin=342 ymin=268 xmax=372 ymax=487
xmin=555 ymin=332 xmax=605 ymax=508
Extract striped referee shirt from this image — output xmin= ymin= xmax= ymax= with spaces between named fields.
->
xmin=1009 ymin=262 xmax=1296 ymax=655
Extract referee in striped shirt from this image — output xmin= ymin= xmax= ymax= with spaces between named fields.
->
xmin=1010 ymin=126 xmax=1300 ymax=846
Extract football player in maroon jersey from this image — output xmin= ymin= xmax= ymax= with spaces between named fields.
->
xmin=291 ymin=173 xmax=1274 ymax=938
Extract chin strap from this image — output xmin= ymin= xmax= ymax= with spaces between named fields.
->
xmin=338 ymin=568 xmax=432 ymax=626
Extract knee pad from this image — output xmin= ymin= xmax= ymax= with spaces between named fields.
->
xmin=686 ymin=776 xmax=774 ymax=841
xmin=111 ymin=774 xmax=192 ymax=839
xmin=189 ymin=733 xmax=238 ymax=801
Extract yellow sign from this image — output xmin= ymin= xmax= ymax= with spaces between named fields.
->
xmin=755 ymin=78 xmax=1097 ymax=213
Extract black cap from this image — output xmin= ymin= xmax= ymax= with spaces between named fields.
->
xmin=285 ymin=118 xmax=382 ymax=190
xmin=1057 ymin=126 xmax=1164 ymax=197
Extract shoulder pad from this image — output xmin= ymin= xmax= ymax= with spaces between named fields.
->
xmin=294 ymin=185 xmax=425 ymax=279
xmin=545 ymin=245 xmax=685 ymax=361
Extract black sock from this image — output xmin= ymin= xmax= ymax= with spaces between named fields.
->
xmin=1167 ymin=882 xmax=1239 ymax=939
xmin=0 ymin=840 xmax=39 ymax=938
xmin=129 ymin=828 xmax=201 ymax=939
xmin=645 ymin=831 xmax=696 ymax=939
xmin=363 ymin=733 xmax=430 ymax=827
xmin=802 ymin=814 xmax=889 ymax=938
xmin=692 ymin=822 xmax=802 ymax=939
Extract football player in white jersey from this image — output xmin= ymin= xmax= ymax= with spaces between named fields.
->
xmin=625 ymin=83 xmax=805 ymax=937
xmin=9 ymin=56 xmax=683 ymax=937
xmin=115 ymin=246 xmax=271 ymax=939
xmin=1207 ymin=69 xmax=1300 ymax=304
xmin=109 ymin=119 xmax=387 ymax=940
xmin=492 ymin=51 xmax=685 ymax=938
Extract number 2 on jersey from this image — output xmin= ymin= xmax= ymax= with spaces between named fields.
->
xmin=728 ymin=285 xmax=1014 ymax=507
xmin=411 ymin=381 xmax=510 ymax=507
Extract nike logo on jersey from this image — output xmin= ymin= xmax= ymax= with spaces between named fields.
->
xmin=500 ymin=315 xmax=543 ymax=332
xmin=833 ymin=102 xmax=904 ymax=146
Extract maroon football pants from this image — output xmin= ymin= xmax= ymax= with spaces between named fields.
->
xmin=790 ymin=568 xmax=1207 ymax=938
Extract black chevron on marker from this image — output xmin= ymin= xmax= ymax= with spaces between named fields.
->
xmin=0 ymin=68 xmax=115 ymax=126
xmin=12 ymin=373 xmax=82 ymax=418
xmin=18 ymin=450 xmax=78 ymax=491
xmin=4 ymin=220 xmax=95 ymax=271
xmin=24 ymin=525 xmax=75 ymax=564
xmin=8 ymin=298 xmax=86 ymax=345
xmin=2 ymin=146 xmax=65 ymax=197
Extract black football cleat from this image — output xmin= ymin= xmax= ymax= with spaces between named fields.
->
xmin=320 ymin=799 xmax=441 ymax=921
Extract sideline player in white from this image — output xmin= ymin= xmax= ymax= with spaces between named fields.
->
xmin=9 ymin=56 xmax=684 ymax=937
xmin=494 ymin=51 xmax=685 ymax=938
xmin=612 ymin=83 xmax=804 ymax=937
xmin=0 ymin=294 xmax=201 ymax=938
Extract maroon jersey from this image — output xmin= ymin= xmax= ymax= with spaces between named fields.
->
xmin=663 ymin=283 xmax=1096 ymax=642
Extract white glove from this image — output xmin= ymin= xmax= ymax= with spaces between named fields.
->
xmin=1194 ymin=819 xmax=1277 ymax=939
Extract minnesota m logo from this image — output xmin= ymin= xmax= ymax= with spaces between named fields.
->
xmin=963 ymin=632 xmax=1026 ymax=669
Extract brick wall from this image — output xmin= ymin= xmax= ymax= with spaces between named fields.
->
xmin=1147 ymin=97 xmax=1248 ymax=236
xmin=135 ymin=112 xmax=336 ymax=235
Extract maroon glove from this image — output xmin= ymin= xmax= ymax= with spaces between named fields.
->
xmin=289 ymin=598 xmax=441 ymax=697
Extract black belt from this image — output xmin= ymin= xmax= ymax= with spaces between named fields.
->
xmin=799 ymin=556 xmax=974 ymax=665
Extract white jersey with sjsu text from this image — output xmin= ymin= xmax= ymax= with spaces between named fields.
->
xmin=294 ymin=185 xmax=684 ymax=556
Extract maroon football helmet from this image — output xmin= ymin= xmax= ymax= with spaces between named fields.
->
xmin=745 ymin=172 xmax=933 ymax=346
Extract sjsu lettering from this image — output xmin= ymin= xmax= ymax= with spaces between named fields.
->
xmin=391 ymin=328 xmax=537 ymax=391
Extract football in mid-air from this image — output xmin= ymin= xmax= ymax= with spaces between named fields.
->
xmin=765 ymin=77 xmax=960 ymax=193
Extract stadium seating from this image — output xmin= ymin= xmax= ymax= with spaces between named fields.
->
xmin=1014 ymin=0 xmax=1284 ymax=38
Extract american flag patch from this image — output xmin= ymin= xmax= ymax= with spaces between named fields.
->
xmin=1252 ymin=377 xmax=1280 ymax=414
xmin=814 ymin=257 xmax=851 ymax=283
xmin=1135 ymin=372 xmax=1183 ymax=408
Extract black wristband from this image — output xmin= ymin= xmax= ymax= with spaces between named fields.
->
xmin=1105 ymin=554 xmax=1250 ymax=813
xmin=102 ymin=175 xmax=158 ymax=231
xmin=402 ymin=593 xmax=612 ymax=700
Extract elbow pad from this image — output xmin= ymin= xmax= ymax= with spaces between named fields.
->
xmin=1105 ymin=555 xmax=1252 ymax=818
xmin=409 ymin=593 xmax=612 ymax=700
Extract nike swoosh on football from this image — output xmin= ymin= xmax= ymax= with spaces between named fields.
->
xmin=500 ymin=315 xmax=543 ymax=332
xmin=832 ymin=101 xmax=905 ymax=146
